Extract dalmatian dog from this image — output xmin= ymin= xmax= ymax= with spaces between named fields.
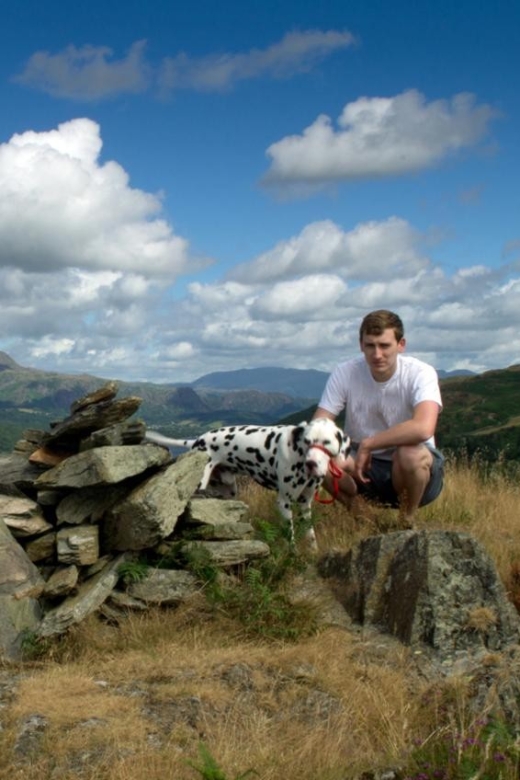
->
xmin=145 ymin=418 xmax=350 ymax=549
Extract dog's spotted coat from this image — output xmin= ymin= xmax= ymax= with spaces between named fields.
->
xmin=146 ymin=418 xmax=350 ymax=548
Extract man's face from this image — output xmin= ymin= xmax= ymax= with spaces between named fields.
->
xmin=360 ymin=328 xmax=405 ymax=381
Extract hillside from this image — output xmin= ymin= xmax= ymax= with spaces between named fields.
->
xmin=436 ymin=364 xmax=520 ymax=460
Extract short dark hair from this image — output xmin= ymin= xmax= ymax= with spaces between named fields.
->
xmin=359 ymin=310 xmax=404 ymax=342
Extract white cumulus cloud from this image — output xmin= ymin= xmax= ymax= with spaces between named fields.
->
xmin=264 ymin=90 xmax=499 ymax=189
xmin=251 ymin=274 xmax=347 ymax=320
xmin=0 ymin=118 xmax=198 ymax=277
xmin=0 ymin=118 xmax=211 ymax=379
xmin=231 ymin=218 xmax=428 ymax=284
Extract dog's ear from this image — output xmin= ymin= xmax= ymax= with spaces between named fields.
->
xmin=291 ymin=424 xmax=306 ymax=449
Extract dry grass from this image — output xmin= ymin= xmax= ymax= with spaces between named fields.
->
xmin=0 ymin=613 xmax=423 ymax=780
xmin=1 ymin=456 xmax=520 ymax=779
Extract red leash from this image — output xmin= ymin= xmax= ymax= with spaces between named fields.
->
xmin=308 ymin=444 xmax=344 ymax=505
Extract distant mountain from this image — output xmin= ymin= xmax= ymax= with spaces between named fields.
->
xmin=165 ymin=386 xmax=211 ymax=413
xmin=0 ymin=351 xmax=23 ymax=372
xmin=189 ymin=367 xmax=329 ymax=397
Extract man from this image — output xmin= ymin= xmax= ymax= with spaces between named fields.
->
xmin=313 ymin=310 xmax=444 ymax=526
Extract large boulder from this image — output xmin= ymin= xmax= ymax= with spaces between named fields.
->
xmin=101 ymin=451 xmax=209 ymax=551
xmin=318 ymin=530 xmax=520 ymax=662
xmin=34 ymin=444 xmax=170 ymax=490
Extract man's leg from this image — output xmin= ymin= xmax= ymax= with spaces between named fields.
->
xmin=391 ymin=444 xmax=433 ymax=525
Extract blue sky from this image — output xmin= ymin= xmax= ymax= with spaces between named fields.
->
xmin=0 ymin=0 xmax=518 ymax=383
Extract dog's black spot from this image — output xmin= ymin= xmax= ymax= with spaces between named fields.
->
xmin=264 ymin=431 xmax=276 ymax=449
xmin=290 ymin=426 xmax=305 ymax=451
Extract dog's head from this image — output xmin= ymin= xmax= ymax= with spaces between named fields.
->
xmin=299 ymin=418 xmax=350 ymax=478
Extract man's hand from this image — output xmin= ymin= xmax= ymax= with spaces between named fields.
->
xmin=354 ymin=442 xmax=372 ymax=483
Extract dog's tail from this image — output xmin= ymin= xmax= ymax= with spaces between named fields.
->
xmin=145 ymin=431 xmax=196 ymax=449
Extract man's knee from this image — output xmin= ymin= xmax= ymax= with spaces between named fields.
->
xmin=393 ymin=444 xmax=432 ymax=474
xmin=419 ymin=448 xmax=445 ymax=506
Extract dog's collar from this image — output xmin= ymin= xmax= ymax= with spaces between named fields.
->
xmin=307 ymin=443 xmax=336 ymax=459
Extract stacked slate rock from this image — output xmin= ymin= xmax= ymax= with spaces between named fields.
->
xmin=0 ymin=383 xmax=270 ymax=660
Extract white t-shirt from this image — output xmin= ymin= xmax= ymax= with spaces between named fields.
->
xmin=318 ymin=354 xmax=442 ymax=459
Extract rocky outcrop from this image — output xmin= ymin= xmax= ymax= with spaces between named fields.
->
xmin=0 ymin=383 xmax=269 ymax=658
xmin=318 ymin=530 xmax=520 ymax=666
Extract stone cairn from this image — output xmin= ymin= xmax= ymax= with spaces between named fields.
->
xmin=0 ymin=382 xmax=270 ymax=659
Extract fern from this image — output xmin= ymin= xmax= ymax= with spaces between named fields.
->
xmin=117 ymin=559 xmax=149 ymax=585
xmin=254 ymin=518 xmax=281 ymax=545
xmin=186 ymin=741 xmax=257 ymax=780
xmin=182 ymin=543 xmax=221 ymax=586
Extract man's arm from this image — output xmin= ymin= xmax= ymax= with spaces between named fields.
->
xmin=354 ymin=400 xmax=440 ymax=481
xmin=313 ymin=407 xmax=337 ymax=421
xmin=361 ymin=400 xmax=439 ymax=452
xmin=315 ymin=399 xmax=439 ymax=443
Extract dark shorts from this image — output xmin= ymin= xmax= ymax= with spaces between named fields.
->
xmin=354 ymin=445 xmax=444 ymax=509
